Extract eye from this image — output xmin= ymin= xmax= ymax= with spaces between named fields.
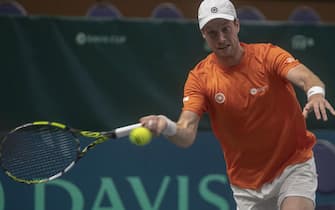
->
xmin=221 ymin=26 xmax=231 ymax=33
xmin=207 ymin=30 xmax=218 ymax=38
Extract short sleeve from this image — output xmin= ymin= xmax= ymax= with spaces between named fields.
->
xmin=264 ymin=44 xmax=301 ymax=78
xmin=182 ymin=71 xmax=207 ymax=117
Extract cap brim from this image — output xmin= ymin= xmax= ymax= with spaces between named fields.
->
xmin=199 ymin=14 xmax=235 ymax=29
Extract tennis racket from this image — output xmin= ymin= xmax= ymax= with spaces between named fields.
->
xmin=0 ymin=121 xmax=142 ymax=184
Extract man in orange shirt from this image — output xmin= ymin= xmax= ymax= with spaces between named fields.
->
xmin=140 ymin=0 xmax=335 ymax=209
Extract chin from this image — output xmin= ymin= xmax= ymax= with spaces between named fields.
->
xmin=215 ymin=50 xmax=232 ymax=58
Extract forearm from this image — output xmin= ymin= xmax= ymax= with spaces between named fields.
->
xmin=301 ymin=73 xmax=325 ymax=94
xmin=287 ymin=64 xmax=325 ymax=92
xmin=286 ymin=64 xmax=335 ymax=120
xmin=166 ymin=118 xmax=199 ymax=148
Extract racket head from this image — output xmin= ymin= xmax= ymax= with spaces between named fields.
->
xmin=0 ymin=122 xmax=80 ymax=184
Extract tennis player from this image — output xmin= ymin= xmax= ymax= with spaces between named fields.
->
xmin=140 ymin=0 xmax=335 ymax=209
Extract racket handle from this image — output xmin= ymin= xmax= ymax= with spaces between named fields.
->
xmin=114 ymin=123 xmax=142 ymax=138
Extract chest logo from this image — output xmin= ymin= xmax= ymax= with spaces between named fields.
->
xmin=215 ymin=92 xmax=225 ymax=104
xmin=250 ymin=85 xmax=268 ymax=95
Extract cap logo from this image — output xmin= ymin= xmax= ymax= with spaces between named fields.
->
xmin=211 ymin=7 xmax=218 ymax=13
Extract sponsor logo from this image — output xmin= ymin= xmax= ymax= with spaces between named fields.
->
xmin=75 ymin=32 xmax=127 ymax=46
xmin=291 ymin=35 xmax=314 ymax=50
xmin=215 ymin=92 xmax=225 ymax=104
xmin=249 ymin=86 xmax=268 ymax=95
xmin=1 ymin=174 xmax=232 ymax=210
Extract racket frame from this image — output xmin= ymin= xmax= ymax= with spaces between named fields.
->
xmin=0 ymin=121 xmax=141 ymax=184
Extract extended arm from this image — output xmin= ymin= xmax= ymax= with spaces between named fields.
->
xmin=140 ymin=111 xmax=200 ymax=148
xmin=286 ymin=64 xmax=335 ymax=120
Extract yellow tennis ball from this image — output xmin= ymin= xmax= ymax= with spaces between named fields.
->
xmin=129 ymin=127 xmax=152 ymax=146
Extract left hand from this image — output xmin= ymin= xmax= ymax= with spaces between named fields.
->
xmin=302 ymin=94 xmax=335 ymax=121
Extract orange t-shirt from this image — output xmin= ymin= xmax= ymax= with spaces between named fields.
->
xmin=183 ymin=43 xmax=316 ymax=189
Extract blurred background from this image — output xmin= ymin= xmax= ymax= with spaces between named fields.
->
xmin=2 ymin=0 xmax=335 ymax=23
xmin=0 ymin=0 xmax=335 ymax=210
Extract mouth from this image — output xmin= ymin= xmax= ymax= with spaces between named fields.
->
xmin=217 ymin=44 xmax=230 ymax=50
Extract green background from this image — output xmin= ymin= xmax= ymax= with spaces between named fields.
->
xmin=0 ymin=16 xmax=334 ymax=210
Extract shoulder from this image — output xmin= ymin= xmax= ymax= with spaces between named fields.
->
xmin=243 ymin=42 xmax=288 ymax=62
xmin=189 ymin=53 xmax=215 ymax=76
xmin=244 ymin=42 xmax=279 ymax=56
xmin=184 ymin=53 xmax=217 ymax=88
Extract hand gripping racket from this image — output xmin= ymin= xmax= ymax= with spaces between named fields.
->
xmin=0 ymin=121 xmax=141 ymax=184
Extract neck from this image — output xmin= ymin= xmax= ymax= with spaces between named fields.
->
xmin=216 ymin=44 xmax=244 ymax=68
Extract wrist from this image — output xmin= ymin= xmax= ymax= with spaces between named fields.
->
xmin=307 ymin=86 xmax=325 ymax=99
xmin=158 ymin=115 xmax=177 ymax=136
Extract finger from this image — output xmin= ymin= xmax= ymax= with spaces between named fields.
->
xmin=318 ymin=101 xmax=328 ymax=121
xmin=148 ymin=119 xmax=154 ymax=128
xmin=148 ymin=119 xmax=158 ymax=132
xmin=325 ymin=101 xmax=335 ymax=116
xmin=156 ymin=117 xmax=168 ymax=135
xmin=313 ymin=102 xmax=321 ymax=120
xmin=151 ymin=116 xmax=165 ymax=136
xmin=148 ymin=121 xmax=159 ymax=136
xmin=140 ymin=116 xmax=156 ymax=130
xmin=302 ymin=108 xmax=308 ymax=119
xmin=302 ymin=103 xmax=313 ymax=119
xmin=140 ymin=115 xmax=155 ymax=124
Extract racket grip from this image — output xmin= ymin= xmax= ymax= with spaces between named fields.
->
xmin=114 ymin=123 xmax=142 ymax=138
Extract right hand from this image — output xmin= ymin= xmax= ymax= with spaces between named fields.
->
xmin=140 ymin=115 xmax=168 ymax=136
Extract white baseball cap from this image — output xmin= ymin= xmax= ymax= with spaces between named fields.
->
xmin=198 ymin=0 xmax=237 ymax=29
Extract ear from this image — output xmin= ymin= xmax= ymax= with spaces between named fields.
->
xmin=235 ymin=19 xmax=240 ymax=33
xmin=201 ymin=29 xmax=206 ymax=39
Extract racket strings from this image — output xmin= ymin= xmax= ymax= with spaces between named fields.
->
xmin=1 ymin=125 xmax=79 ymax=181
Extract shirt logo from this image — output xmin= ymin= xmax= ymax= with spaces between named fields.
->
xmin=215 ymin=92 xmax=225 ymax=104
xmin=250 ymin=86 xmax=268 ymax=95
xmin=211 ymin=7 xmax=218 ymax=13
xmin=183 ymin=96 xmax=190 ymax=102
xmin=250 ymin=88 xmax=258 ymax=95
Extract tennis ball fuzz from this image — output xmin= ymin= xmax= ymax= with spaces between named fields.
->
xmin=129 ymin=127 xmax=152 ymax=146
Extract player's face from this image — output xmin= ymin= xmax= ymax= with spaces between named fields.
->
xmin=202 ymin=19 xmax=240 ymax=58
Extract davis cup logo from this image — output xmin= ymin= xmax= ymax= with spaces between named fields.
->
xmin=215 ymin=92 xmax=225 ymax=104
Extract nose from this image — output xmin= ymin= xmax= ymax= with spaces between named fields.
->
xmin=217 ymin=31 xmax=226 ymax=42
